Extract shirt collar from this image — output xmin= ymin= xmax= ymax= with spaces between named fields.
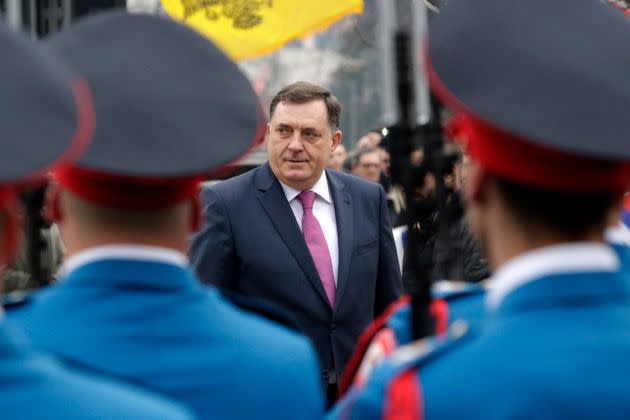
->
xmin=279 ymin=171 xmax=332 ymax=204
xmin=486 ymin=242 xmax=620 ymax=311
xmin=60 ymin=244 xmax=188 ymax=277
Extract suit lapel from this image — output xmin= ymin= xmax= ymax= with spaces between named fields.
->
xmin=255 ymin=163 xmax=330 ymax=307
xmin=328 ymin=170 xmax=353 ymax=312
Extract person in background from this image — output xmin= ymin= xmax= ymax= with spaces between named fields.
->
xmin=409 ymin=147 xmax=424 ymax=166
xmin=351 ymin=147 xmax=382 ymax=183
xmin=378 ymin=146 xmax=391 ymax=179
xmin=8 ymin=13 xmax=323 ymax=419
xmin=355 ymin=130 xmax=383 ymax=151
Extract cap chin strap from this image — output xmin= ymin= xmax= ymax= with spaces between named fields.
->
xmin=446 ymin=112 xmax=630 ymax=192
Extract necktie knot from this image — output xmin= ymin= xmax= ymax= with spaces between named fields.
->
xmin=298 ymin=190 xmax=316 ymax=210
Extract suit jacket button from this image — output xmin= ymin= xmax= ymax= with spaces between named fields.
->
xmin=322 ymin=370 xmax=330 ymax=379
xmin=330 ymin=323 xmax=336 ymax=333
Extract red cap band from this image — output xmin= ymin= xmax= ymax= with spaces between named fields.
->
xmin=0 ymin=188 xmax=16 ymax=207
xmin=445 ymin=113 xmax=630 ymax=192
xmin=54 ymin=166 xmax=200 ymax=209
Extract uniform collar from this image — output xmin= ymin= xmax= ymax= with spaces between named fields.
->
xmin=278 ymin=171 xmax=332 ymax=204
xmin=606 ymin=223 xmax=630 ymax=247
xmin=60 ymin=244 xmax=187 ymax=277
xmin=486 ymin=242 xmax=621 ymax=311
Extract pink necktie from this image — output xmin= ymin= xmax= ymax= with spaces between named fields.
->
xmin=298 ymin=191 xmax=336 ymax=307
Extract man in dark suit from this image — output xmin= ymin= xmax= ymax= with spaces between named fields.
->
xmin=190 ymin=81 xmax=402 ymax=401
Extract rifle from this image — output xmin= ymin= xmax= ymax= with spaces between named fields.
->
xmin=378 ymin=0 xmax=462 ymax=340
xmin=21 ymin=185 xmax=52 ymax=288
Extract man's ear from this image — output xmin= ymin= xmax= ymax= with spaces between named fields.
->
xmin=189 ymin=195 xmax=202 ymax=233
xmin=464 ymin=161 xmax=489 ymax=205
xmin=44 ymin=183 xmax=63 ymax=223
xmin=332 ymin=130 xmax=342 ymax=151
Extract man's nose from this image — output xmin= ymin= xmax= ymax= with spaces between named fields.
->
xmin=287 ymin=133 xmax=304 ymax=151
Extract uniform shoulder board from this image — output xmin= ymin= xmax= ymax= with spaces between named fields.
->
xmin=339 ymin=296 xmax=411 ymax=395
xmin=388 ymin=320 xmax=474 ymax=371
xmin=219 ymin=289 xmax=303 ymax=334
xmin=341 ymin=321 xmax=477 ymax=420
xmin=2 ymin=289 xmax=34 ymax=310
xmin=374 ymin=321 xmax=476 ymax=419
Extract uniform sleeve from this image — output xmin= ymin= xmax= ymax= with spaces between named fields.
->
xmin=375 ymin=184 xmax=403 ymax=317
xmin=189 ymin=187 xmax=238 ymax=290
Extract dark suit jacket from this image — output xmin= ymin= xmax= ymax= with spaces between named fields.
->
xmin=190 ymin=163 xmax=402 ymax=384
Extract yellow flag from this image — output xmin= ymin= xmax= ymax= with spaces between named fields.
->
xmin=160 ymin=0 xmax=363 ymax=60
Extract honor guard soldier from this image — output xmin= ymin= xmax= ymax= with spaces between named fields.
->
xmin=0 ymin=19 xmax=191 ymax=419
xmin=330 ymin=0 xmax=630 ymax=418
xmin=339 ymin=118 xmax=630 ymax=398
xmin=7 ymin=12 xmax=324 ymax=419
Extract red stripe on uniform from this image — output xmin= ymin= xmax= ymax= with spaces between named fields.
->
xmin=339 ymin=296 xmax=411 ymax=397
xmin=383 ymin=370 xmax=423 ymax=420
xmin=430 ymin=298 xmax=450 ymax=337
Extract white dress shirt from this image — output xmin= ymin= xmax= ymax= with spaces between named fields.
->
xmin=60 ymin=244 xmax=188 ymax=277
xmin=279 ymin=172 xmax=339 ymax=285
xmin=485 ymin=242 xmax=620 ymax=310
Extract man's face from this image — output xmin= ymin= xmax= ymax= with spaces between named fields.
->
xmin=379 ymin=148 xmax=391 ymax=176
xmin=356 ymin=132 xmax=382 ymax=150
xmin=353 ymin=150 xmax=382 ymax=183
xmin=268 ymin=100 xmax=341 ymax=190
xmin=328 ymin=144 xmax=347 ymax=172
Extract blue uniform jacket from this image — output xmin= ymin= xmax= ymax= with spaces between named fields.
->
xmin=0 ymin=319 xmax=191 ymax=419
xmin=366 ymin=243 xmax=630 ymax=352
xmin=8 ymin=256 xmax=324 ymax=419
xmin=330 ymin=243 xmax=630 ymax=419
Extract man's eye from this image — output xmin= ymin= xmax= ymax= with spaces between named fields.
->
xmin=277 ymin=127 xmax=290 ymax=135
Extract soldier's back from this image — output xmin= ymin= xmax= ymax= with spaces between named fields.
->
xmin=335 ymin=268 xmax=630 ymax=419
xmin=0 ymin=321 xmax=191 ymax=420
xmin=9 ymin=257 xmax=324 ymax=419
